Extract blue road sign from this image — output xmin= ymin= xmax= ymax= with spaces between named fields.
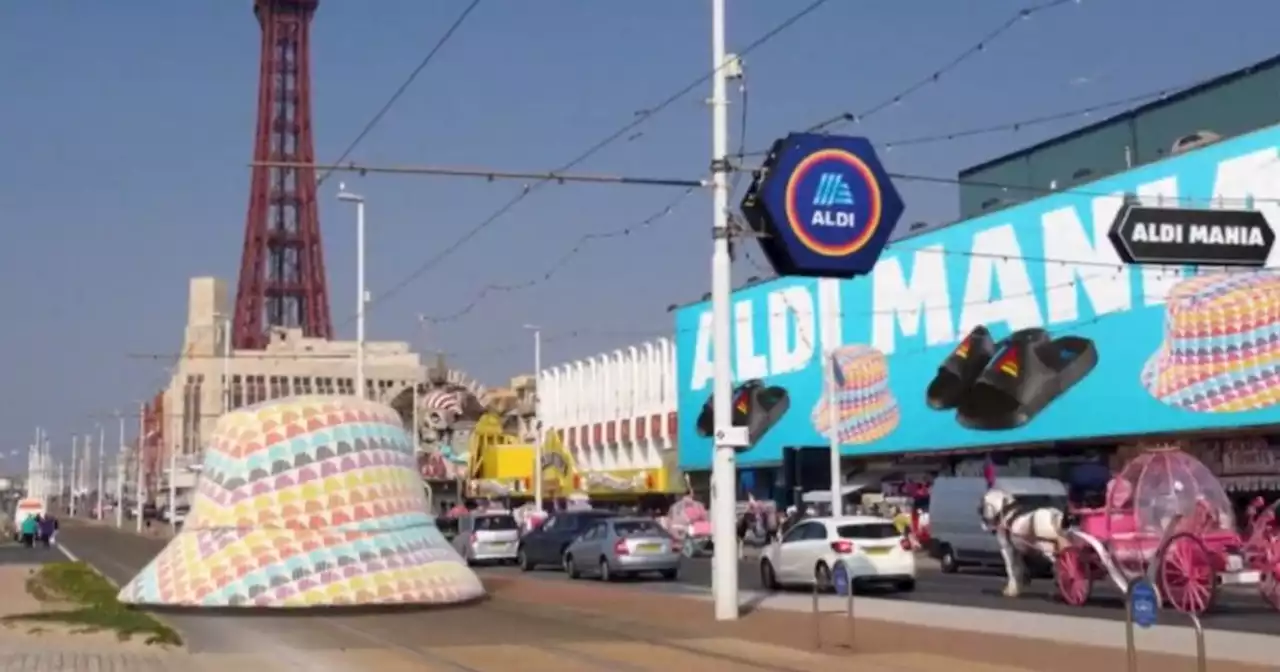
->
xmin=740 ymin=133 xmax=904 ymax=279
xmin=1130 ymin=578 xmax=1158 ymax=629
xmin=832 ymin=560 xmax=851 ymax=596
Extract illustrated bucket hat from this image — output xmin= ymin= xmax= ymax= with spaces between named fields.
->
xmin=1141 ymin=271 xmax=1280 ymax=413
xmin=117 ymin=395 xmax=485 ymax=608
xmin=811 ymin=344 xmax=901 ymax=444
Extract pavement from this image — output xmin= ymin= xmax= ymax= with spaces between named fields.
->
xmin=42 ymin=518 xmax=1276 ymax=671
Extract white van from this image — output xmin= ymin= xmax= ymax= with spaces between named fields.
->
xmin=11 ymin=498 xmax=45 ymax=540
xmin=926 ymin=476 xmax=1067 ymax=574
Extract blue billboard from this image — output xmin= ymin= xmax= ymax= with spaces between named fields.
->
xmin=676 ymin=124 xmax=1280 ymax=470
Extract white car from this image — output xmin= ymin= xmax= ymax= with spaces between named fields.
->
xmin=760 ymin=516 xmax=915 ymax=592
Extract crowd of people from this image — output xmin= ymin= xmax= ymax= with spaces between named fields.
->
xmin=15 ymin=512 xmax=57 ymax=548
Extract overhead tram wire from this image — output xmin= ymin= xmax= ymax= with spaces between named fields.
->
xmin=317 ymin=0 xmax=484 ymax=187
xmin=333 ymin=0 xmax=833 ymax=330
xmin=259 ymin=160 xmax=704 ymax=189
xmin=737 ymin=0 xmax=1077 ymax=158
xmin=128 ymin=236 xmax=1203 ymax=365
xmin=419 ymin=185 xmax=700 ymax=324
xmin=736 ymin=69 xmax=1228 ymax=158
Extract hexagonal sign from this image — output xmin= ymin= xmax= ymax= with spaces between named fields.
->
xmin=741 ymin=133 xmax=904 ymax=278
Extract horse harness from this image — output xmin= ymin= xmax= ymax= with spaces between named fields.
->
xmin=985 ymin=494 xmax=1059 ymax=545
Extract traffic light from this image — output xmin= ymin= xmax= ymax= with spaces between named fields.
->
xmin=695 ymin=379 xmax=791 ymax=450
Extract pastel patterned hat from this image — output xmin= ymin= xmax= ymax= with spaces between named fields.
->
xmin=811 ymin=344 xmax=901 ymax=444
xmin=1141 ymin=271 xmax=1280 ymax=413
xmin=117 ymin=395 xmax=485 ymax=608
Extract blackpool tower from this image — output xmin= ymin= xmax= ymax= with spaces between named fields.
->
xmin=233 ymin=0 xmax=332 ymax=349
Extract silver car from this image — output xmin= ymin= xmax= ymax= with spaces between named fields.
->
xmin=452 ymin=511 xmax=520 ymax=565
xmin=562 ymin=517 xmax=680 ymax=581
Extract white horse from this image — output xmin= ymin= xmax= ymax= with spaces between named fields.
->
xmin=979 ymin=487 xmax=1069 ymax=597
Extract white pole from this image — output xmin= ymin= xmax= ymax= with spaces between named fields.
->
xmin=69 ymin=435 xmax=78 ymax=517
xmin=708 ymin=0 xmax=738 ymax=622
xmin=116 ymin=414 xmax=125 ymax=528
xmin=58 ymin=462 xmax=64 ymax=513
xmin=169 ymin=444 xmax=178 ymax=534
xmin=136 ymin=402 xmax=145 ymax=533
xmin=338 ymin=185 xmax=367 ymax=399
xmin=533 ymin=327 xmax=543 ymax=512
xmin=356 ymin=197 xmax=366 ymax=399
xmin=221 ymin=317 xmax=232 ymax=413
xmin=97 ymin=424 xmax=106 ymax=519
xmin=826 ymin=350 xmax=842 ymax=517
xmin=411 ymin=379 xmax=420 ymax=449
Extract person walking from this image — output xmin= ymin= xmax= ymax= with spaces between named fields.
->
xmin=19 ymin=515 xmax=37 ymax=548
xmin=38 ymin=514 xmax=57 ymax=548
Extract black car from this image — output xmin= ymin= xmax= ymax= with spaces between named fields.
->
xmin=517 ymin=510 xmax=616 ymax=571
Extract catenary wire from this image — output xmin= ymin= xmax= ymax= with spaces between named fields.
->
xmin=317 ymin=0 xmax=484 ymax=187
xmin=131 ymin=246 xmax=1194 ymax=363
xmin=334 ymin=0 xmax=832 ymax=330
xmin=419 ymin=185 xmax=700 ymax=323
xmin=420 ymin=63 xmax=753 ymax=323
xmin=737 ymin=66 xmax=1242 ymax=158
xmin=735 ymin=0 xmax=1076 ymax=158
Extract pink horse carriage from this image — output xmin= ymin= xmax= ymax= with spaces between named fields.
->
xmin=1055 ymin=447 xmax=1280 ymax=614
xmin=662 ymin=495 xmax=713 ymax=558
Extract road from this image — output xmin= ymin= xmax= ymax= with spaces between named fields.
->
xmin=54 ymin=521 xmax=867 ymax=670
xmin=475 ymin=554 xmax=1280 ymax=635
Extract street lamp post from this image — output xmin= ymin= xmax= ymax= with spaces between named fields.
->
xmin=337 ymin=184 xmax=367 ymax=399
xmin=524 ymin=324 xmax=542 ymax=512
xmin=116 ymin=413 xmax=126 ymax=528
xmin=97 ymin=424 xmax=106 ymax=519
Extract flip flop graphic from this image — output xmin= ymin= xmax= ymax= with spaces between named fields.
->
xmin=926 ymin=325 xmax=996 ymax=410
xmin=695 ymin=379 xmax=790 ymax=445
xmin=956 ymin=333 xmax=1098 ymax=431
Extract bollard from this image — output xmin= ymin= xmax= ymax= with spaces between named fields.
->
xmin=812 ymin=580 xmax=821 ymax=649
xmin=1124 ymin=590 xmax=1137 ymax=672
xmin=1125 ymin=578 xmax=1158 ymax=672
xmin=844 ymin=571 xmax=855 ymax=649
xmin=1188 ymin=613 xmax=1206 ymax=672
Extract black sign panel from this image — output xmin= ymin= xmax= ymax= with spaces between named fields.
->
xmin=1108 ymin=206 xmax=1275 ymax=266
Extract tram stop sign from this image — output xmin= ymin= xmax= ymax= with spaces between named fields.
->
xmin=741 ymin=133 xmax=904 ymax=278
xmin=1129 ymin=578 xmax=1158 ymax=629
xmin=832 ymin=559 xmax=851 ymax=596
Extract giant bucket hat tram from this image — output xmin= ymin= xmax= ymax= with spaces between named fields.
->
xmin=1141 ymin=271 xmax=1280 ymax=413
xmin=811 ymin=344 xmax=901 ymax=444
xmin=117 ymin=395 xmax=485 ymax=608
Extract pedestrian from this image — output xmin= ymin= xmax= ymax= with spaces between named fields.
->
xmin=38 ymin=514 xmax=57 ymax=548
xmin=19 ymin=515 xmax=37 ymax=548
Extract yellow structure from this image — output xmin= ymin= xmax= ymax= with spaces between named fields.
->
xmin=466 ymin=415 xmax=671 ymax=499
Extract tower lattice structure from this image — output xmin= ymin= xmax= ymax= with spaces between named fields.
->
xmin=233 ymin=0 xmax=332 ymax=349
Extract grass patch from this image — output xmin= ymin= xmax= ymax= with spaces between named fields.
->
xmin=3 ymin=562 xmax=182 ymax=646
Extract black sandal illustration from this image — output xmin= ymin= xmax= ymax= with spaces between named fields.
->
xmin=956 ymin=328 xmax=1098 ymax=430
xmin=695 ymin=379 xmax=790 ymax=445
xmin=925 ymin=325 xmax=996 ymax=410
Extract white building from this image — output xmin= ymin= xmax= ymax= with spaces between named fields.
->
xmin=148 ymin=277 xmax=427 ymax=500
xmin=538 ymin=338 xmax=680 ymax=494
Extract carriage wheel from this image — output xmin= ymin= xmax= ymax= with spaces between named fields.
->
xmin=1055 ymin=546 xmax=1092 ymax=606
xmin=1259 ymin=539 xmax=1280 ymax=611
xmin=1160 ymin=533 xmax=1217 ymax=614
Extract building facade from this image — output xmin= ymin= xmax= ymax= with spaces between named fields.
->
xmin=145 ymin=277 xmax=426 ymax=504
xmin=538 ymin=338 xmax=680 ymax=497
xmin=958 ymin=54 xmax=1280 ymax=221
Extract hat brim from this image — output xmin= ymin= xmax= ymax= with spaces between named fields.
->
xmin=117 ymin=520 xmax=484 ymax=608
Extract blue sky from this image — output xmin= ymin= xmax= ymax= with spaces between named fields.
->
xmin=4 ymin=0 xmax=1280 ymax=467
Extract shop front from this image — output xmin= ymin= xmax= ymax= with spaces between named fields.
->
xmin=673 ymin=123 xmax=1280 ymax=495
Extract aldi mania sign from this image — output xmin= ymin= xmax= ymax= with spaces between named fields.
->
xmin=741 ymin=133 xmax=905 ymax=278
